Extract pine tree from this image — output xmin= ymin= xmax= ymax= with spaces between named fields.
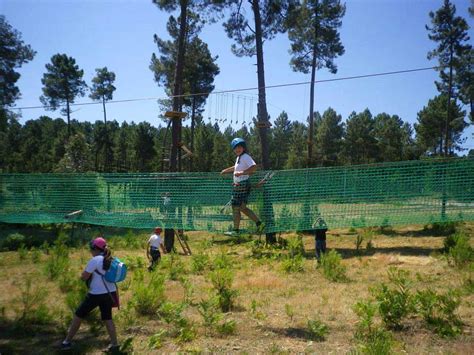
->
xmin=426 ymin=0 xmax=471 ymax=155
xmin=315 ymin=107 xmax=343 ymax=166
xmin=287 ymin=0 xmax=345 ymax=166
xmin=40 ymin=54 xmax=87 ymax=137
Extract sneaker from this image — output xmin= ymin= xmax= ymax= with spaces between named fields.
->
xmin=103 ymin=344 xmax=120 ymax=353
xmin=224 ymin=230 xmax=240 ymax=237
xmin=256 ymin=222 xmax=265 ymax=234
xmin=60 ymin=341 xmax=73 ymax=351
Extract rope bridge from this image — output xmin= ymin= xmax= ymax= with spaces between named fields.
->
xmin=0 ymin=158 xmax=473 ymax=233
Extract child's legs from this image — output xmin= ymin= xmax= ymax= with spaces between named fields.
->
xmin=232 ymin=206 xmax=241 ymax=230
xmin=65 ymin=315 xmax=82 ymax=342
xmin=104 ymin=320 xmax=118 ymax=346
xmin=240 ymin=203 xmax=259 ymax=223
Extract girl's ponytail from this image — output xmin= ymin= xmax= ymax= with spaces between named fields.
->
xmin=102 ymin=246 xmax=112 ymax=270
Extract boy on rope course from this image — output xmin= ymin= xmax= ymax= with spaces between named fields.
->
xmin=220 ymin=137 xmax=265 ymax=236
xmin=147 ymin=227 xmax=167 ymax=271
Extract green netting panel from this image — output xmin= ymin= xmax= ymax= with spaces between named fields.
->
xmin=0 ymin=158 xmax=473 ymax=233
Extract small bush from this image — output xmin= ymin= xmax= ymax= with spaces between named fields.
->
xmin=216 ymin=319 xmax=237 ymax=336
xmin=159 ymin=301 xmax=196 ymax=343
xmin=209 ymin=267 xmax=238 ymax=312
xmin=415 ymin=289 xmax=462 ymax=338
xmin=191 ymin=253 xmax=209 ymax=274
xmin=444 ymin=234 xmax=473 ymax=268
xmin=211 ymin=252 xmax=233 ymax=270
xmin=148 ymin=330 xmax=167 ymax=350
xmin=163 ymin=252 xmax=186 ymax=280
xmin=2 ymin=233 xmax=26 ymax=250
xmin=371 ymin=268 xmax=414 ymax=330
xmin=198 ymin=298 xmax=223 ymax=329
xmin=353 ymin=300 xmax=393 ymax=355
xmin=355 ymin=235 xmax=364 ymax=254
xmin=43 ymin=236 xmax=70 ymax=280
xmin=319 ymin=250 xmax=347 ymax=282
xmin=425 ymin=221 xmax=457 ymax=236
xmin=284 ymin=304 xmax=295 ymax=323
xmin=14 ymin=276 xmax=54 ymax=327
xmin=281 ymin=255 xmax=305 ymax=273
xmin=307 ymin=318 xmax=328 ymax=341
xmin=58 ymin=273 xmax=77 ymax=293
xmin=132 ymin=271 xmax=166 ymax=316
xmin=17 ymin=244 xmax=28 ymax=260
xmin=30 ymin=247 xmax=41 ymax=263
xmin=288 ymin=235 xmax=305 ymax=257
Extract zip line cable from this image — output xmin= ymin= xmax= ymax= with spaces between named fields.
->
xmin=11 ymin=66 xmax=439 ymax=111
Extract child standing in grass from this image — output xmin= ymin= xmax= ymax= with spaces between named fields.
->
xmin=61 ymin=237 xmax=119 ymax=352
xmin=147 ymin=227 xmax=166 ymax=271
xmin=220 ymin=137 xmax=265 ymax=236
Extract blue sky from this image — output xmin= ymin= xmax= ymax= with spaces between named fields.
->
xmin=2 ymin=0 xmax=473 ymax=150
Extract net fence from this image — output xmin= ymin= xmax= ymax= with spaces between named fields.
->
xmin=0 ymin=158 xmax=473 ymax=233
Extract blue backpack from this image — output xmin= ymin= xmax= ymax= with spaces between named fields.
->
xmin=103 ymin=257 xmax=127 ymax=283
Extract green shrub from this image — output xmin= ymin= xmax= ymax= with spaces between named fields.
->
xmin=58 ymin=273 xmax=77 ymax=293
xmin=307 ymin=318 xmax=328 ymax=341
xmin=163 ymin=252 xmax=186 ymax=280
xmin=371 ymin=268 xmax=414 ymax=330
xmin=2 ymin=233 xmax=26 ymax=250
xmin=445 ymin=234 xmax=473 ymax=268
xmin=216 ymin=319 xmax=237 ymax=336
xmin=191 ymin=253 xmax=209 ymax=274
xmin=30 ymin=247 xmax=41 ymax=263
xmin=281 ymin=254 xmax=305 ymax=273
xmin=288 ymin=235 xmax=305 ymax=257
xmin=132 ymin=271 xmax=166 ymax=316
xmin=44 ymin=236 xmax=70 ymax=280
xmin=159 ymin=301 xmax=196 ymax=343
xmin=425 ymin=222 xmax=457 ymax=236
xmin=353 ymin=300 xmax=393 ymax=355
xmin=148 ymin=330 xmax=167 ymax=350
xmin=198 ymin=298 xmax=223 ymax=329
xmin=415 ymin=289 xmax=462 ymax=338
xmin=211 ymin=252 xmax=233 ymax=270
xmin=17 ymin=244 xmax=28 ymax=260
xmin=319 ymin=250 xmax=347 ymax=282
xmin=14 ymin=276 xmax=54 ymax=327
xmin=209 ymin=267 xmax=238 ymax=312
xmin=355 ymin=235 xmax=364 ymax=254
xmin=284 ymin=304 xmax=295 ymax=323
xmin=122 ymin=255 xmax=146 ymax=271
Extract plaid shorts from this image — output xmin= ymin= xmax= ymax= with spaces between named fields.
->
xmin=231 ymin=179 xmax=251 ymax=207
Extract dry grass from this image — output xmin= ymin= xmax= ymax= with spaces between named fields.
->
xmin=0 ymin=223 xmax=473 ymax=354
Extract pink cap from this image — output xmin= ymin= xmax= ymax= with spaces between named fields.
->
xmin=91 ymin=237 xmax=107 ymax=250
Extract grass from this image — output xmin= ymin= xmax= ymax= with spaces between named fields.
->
xmin=0 ymin=223 xmax=473 ymax=353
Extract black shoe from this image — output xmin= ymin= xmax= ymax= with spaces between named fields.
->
xmin=60 ymin=341 xmax=73 ymax=351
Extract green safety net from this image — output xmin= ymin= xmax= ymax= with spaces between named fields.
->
xmin=0 ymin=158 xmax=473 ymax=233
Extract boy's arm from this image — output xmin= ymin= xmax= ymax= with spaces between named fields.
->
xmin=160 ymin=239 xmax=167 ymax=254
xmin=220 ymin=165 xmax=235 ymax=175
xmin=235 ymin=164 xmax=257 ymax=177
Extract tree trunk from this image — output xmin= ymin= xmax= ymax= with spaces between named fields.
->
xmin=252 ymin=0 xmax=275 ymax=243
xmin=308 ymin=45 xmax=317 ymax=167
xmin=166 ymin=0 xmax=188 ymax=250
xmin=66 ymin=99 xmax=71 ymax=138
xmin=170 ymin=0 xmax=188 ymax=173
xmin=445 ymin=45 xmax=454 ymax=156
xmin=308 ymin=1 xmax=319 ymax=167
xmin=189 ymin=95 xmax=196 ymax=172
xmin=103 ymin=96 xmax=109 ymax=172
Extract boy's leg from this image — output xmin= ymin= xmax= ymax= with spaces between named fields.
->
xmin=240 ymin=203 xmax=259 ymax=223
xmin=232 ymin=206 xmax=241 ymax=230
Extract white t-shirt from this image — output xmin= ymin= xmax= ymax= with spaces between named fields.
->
xmin=148 ymin=234 xmax=163 ymax=249
xmin=234 ymin=153 xmax=256 ymax=183
xmin=85 ymin=255 xmax=117 ymax=295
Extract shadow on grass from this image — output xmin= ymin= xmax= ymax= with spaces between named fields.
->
xmin=0 ymin=318 xmax=115 ymax=354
